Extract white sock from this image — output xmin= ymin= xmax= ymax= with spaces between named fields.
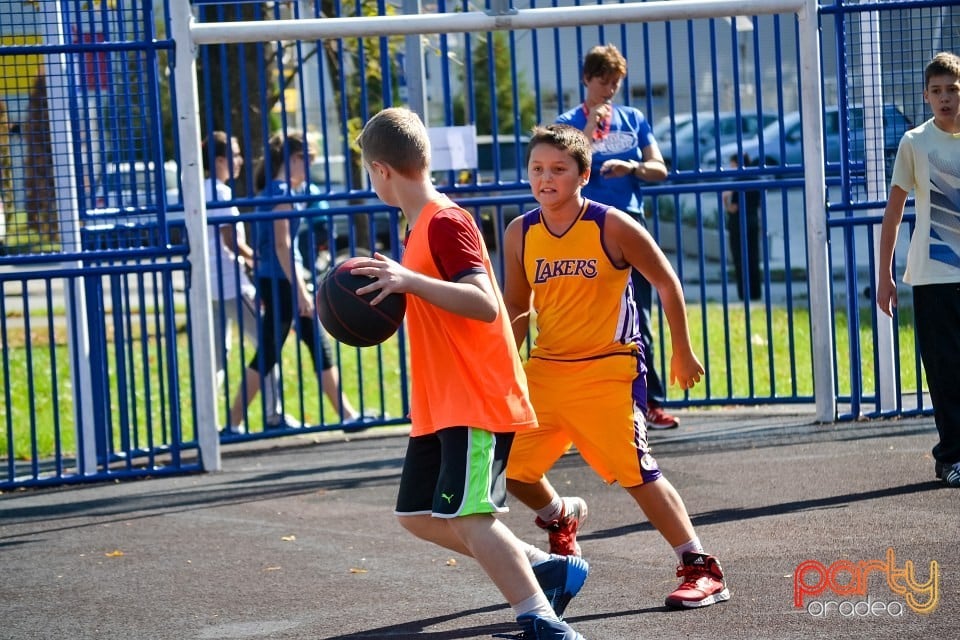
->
xmin=673 ymin=537 xmax=705 ymax=562
xmin=521 ymin=541 xmax=552 ymax=566
xmin=513 ymin=592 xmax=559 ymax=621
xmin=535 ymin=494 xmax=565 ymax=523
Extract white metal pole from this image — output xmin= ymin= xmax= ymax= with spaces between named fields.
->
xmin=43 ymin=1 xmax=97 ymax=474
xmin=401 ymin=0 xmax=428 ymax=121
xmin=191 ymin=0 xmax=805 ymax=45
xmin=170 ymin=2 xmax=221 ymax=471
xmin=798 ymin=0 xmax=836 ymax=422
xmin=859 ymin=8 xmax=896 ymax=413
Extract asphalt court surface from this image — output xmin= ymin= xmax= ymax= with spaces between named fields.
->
xmin=1 ymin=405 xmax=957 ymax=640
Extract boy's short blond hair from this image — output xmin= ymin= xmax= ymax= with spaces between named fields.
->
xmin=925 ymin=51 xmax=960 ymax=86
xmin=582 ymin=44 xmax=628 ymax=81
xmin=526 ymin=124 xmax=592 ymax=174
xmin=357 ymin=107 xmax=431 ymax=178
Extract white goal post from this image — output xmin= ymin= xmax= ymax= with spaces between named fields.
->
xmin=171 ymin=0 xmax=835 ymax=472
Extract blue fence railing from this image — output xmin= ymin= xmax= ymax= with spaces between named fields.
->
xmin=1 ymin=0 xmax=957 ymax=487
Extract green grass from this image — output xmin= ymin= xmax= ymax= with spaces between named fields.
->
xmin=0 ymin=322 xmax=407 ymax=461
xmin=0 ymin=302 xmax=921 ymax=461
xmin=662 ymin=302 xmax=919 ymax=402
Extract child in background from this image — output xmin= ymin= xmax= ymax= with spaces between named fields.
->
xmin=876 ymin=51 xmax=960 ymax=488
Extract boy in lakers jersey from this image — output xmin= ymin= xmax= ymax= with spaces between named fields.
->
xmin=502 ymin=124 xmax=730 ymax=608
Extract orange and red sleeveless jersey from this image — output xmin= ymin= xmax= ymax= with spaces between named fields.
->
xmin=402 ymin=199 xmax=537 ymax=437
xmin=520 ymin=199 xmax=640 ymax=361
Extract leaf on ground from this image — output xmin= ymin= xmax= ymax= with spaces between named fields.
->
xmin=105 ymin=550 xmax=124 ymax=557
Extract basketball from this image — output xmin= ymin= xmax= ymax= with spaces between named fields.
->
xmin=316 ymin=256 xmax=406 ymax=347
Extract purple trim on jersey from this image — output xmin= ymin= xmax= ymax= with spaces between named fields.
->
xmin=638 ymin=450 xmax=663 ymax=485
xmin=584 ymin=200 xmax=642 ymax=348
xmin=631 ymin=352 xmax=660 ymax=484
xmin=619 ymin=280 xmax=642 ymax=347
xmin=582 ymin=200 xmax=632 ymax=273
xmin=631 ymin=348 xmax=649 ymax=414
xmin=519 ymin=207 xmax=542 ymax=271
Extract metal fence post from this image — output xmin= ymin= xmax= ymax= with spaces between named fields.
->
xmin=859 ymin=7 xmax=896 ymax=414
xmin=798 ymin=0 xmax=836 ymax=422
xmin=171 ymin=1 xmax=221 ymax=471
xmin=402 ymin=0 xmax=428 ymax=121
xmin=42 ymin=1 xmax=98 ymax=473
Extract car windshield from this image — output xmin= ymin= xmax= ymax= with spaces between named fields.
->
xmin=654 ymin=114 xmax=694 ymax=137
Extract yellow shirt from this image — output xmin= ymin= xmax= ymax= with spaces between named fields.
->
xmin=522 ymin=199 xmax=640 ymax=360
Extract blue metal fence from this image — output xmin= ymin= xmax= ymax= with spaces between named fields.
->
xmin=1 ymin=0 xmax=957 ymax=487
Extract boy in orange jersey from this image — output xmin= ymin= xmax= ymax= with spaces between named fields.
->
xmin=350 ymin=107 xmax=588 ymax=639
xmin=501 ymin=124 xmax=729 ymax=609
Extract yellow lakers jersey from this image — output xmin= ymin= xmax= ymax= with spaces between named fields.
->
xmin=521 ymin=199 xmax=641 ymax=360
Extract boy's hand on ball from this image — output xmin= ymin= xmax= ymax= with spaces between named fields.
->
xmin=351 ymin=253 xmax=408 ymax=306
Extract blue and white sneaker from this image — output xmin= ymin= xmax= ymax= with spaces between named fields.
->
xmin=516 ymin=613 xmax=585 ymax=639
xmin=532 ymin=554 xmax=589 ymax=618
xmin=942 ymin=461 xmax=960 ymax=488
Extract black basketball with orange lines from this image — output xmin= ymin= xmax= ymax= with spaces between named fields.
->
xmin=316 ymin=257 xmax=406 ymax=347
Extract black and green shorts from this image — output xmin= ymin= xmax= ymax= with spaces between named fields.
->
xmin=395 ymin=427 xmax=514 ymax=518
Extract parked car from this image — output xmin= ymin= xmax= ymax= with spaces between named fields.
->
xmin=652 ymin=113 xmax=694 ymax=139
xmin=704 ymin=104 xmax=913 ymax=172
xmin=658 ymin=111 xmax=777 ymax=171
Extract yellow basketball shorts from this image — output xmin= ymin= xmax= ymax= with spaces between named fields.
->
xmin=506 ymin=353 xmax=661 ymax=487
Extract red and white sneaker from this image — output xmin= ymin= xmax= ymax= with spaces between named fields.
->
xmin=535 ymin=497 xmax=588 ymax=557
xmin=645 ymin=402 xmax=679 ymax=430
xmin=665 ymin=552 xmax=730 ymax=608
